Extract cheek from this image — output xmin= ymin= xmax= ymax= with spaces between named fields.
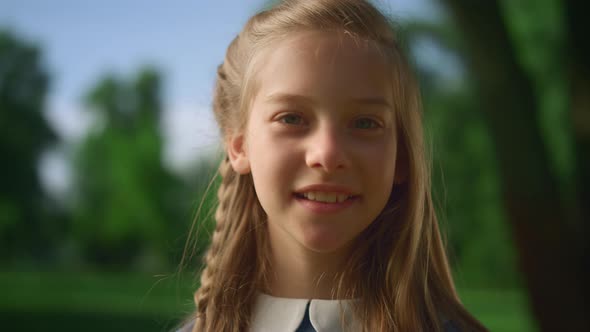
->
xmin=246 ymin=132 xmax=300 ymax=199
xmin=248 ymin=131 xmax=297 ymax=172
xmin=359 ymin=137 xmax=396 ymax=169
xmin=359 ymin=139 xmax=397 ymax=195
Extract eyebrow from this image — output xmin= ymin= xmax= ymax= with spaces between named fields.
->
xmin=264 ymin=92 xmax=392 ymax=109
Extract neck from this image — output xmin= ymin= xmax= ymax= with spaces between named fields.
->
xmin=264 ymin=225 xmax=352 ymax=299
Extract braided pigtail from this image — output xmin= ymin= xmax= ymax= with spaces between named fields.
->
xmin=192 ymin=157 xmax=267 ymax=331
xmin=191 ymin=158 xmax=234 ymax=331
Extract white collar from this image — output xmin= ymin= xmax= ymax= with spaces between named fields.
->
xmin=250 ymin=293 xmax=358 ymax=332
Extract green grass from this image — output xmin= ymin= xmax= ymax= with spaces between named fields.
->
xmin=0 ymin=271 xmax=538 ymax=331
xmin=0 ymin=270 xmax=196 ymax=331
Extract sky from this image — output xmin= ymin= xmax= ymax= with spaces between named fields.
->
xmin=0 ymin=0 xmax=442 ymax=198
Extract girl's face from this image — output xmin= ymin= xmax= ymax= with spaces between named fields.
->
xmin=229 ymin=30 xmax=400 ymax=255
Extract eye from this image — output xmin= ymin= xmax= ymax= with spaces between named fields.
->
xmin=278 ymin=113 xmax=305 ymax=126
xmin=353 ymin=117 xmax=381 ymax=129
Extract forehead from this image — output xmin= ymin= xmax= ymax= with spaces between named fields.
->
xmin=252 ymin=30 xmax=393 ymax=105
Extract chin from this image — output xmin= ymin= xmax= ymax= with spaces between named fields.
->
xmin=298 ymin=229 xmax=353 ymax=254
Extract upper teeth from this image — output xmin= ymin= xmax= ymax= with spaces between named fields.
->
xmin=302 ymin=192 xmax=351 ymax=203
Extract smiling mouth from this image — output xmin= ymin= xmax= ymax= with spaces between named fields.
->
xmin=293 ymin=192 xmax=358 ymax=203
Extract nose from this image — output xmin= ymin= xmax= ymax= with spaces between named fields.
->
xmin=305 ymin=124 xmax=350 ymax=173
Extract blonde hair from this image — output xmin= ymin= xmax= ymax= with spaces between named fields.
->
xmin=186 ymin=0 xmax=487 ymax=331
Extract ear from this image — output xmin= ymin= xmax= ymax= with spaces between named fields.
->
xmin=227 ymin=134 xmax=251 ymax=174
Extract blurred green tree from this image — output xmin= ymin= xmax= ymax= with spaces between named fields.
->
xmin=71 ymin=68 xmax=187 ymax=271
xmin=0 ymin=30 xmax=59 ymax=263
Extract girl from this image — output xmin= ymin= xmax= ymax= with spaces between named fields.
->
xmin=181 ymin=0 xmax=487 ymax=331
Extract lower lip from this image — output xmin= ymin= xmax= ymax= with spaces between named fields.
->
xmin=293 ymin=194 xmax=358 ymax=213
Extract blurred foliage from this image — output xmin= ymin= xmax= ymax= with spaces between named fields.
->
xmin=501 ymin=0 xmax=573 ymax=195
xmin=0 ymin=29 xmax=219 ymax=271
xmin=69 ymin=68 xmax=202 ymax=271
xmin=0 ymin=30 xmax=64 ymax=264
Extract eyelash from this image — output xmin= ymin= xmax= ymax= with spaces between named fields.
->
xmin=353 ymin=117 xmax=382 ymax=129
xmin=277 ymin=113 xmax=306 ymax=126
xmin=275 ymin=113 xmax=383 ymax=130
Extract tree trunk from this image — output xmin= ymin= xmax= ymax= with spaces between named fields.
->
xmin=564 ymin=0 xmax=590 ymax=303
